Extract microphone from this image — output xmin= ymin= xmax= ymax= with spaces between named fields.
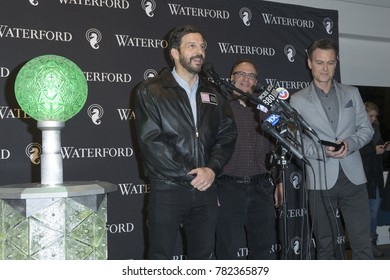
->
xmin=255 ymin=85 xmax=318 ymax=137
xmin=275 ymin=88 xmax=318 ymax=137
xmin=202 ymin=63 xmax=223 ymax=85
xmin=262 ymin=114 xmax=310 ymax=165
xmin=202 ymin=62 xmax=229 ymax=94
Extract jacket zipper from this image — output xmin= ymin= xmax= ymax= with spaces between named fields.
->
xmin=195 ymin=126 xmax=199 ymax=167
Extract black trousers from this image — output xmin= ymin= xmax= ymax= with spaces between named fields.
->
xmin=147 ymin=180 xmax=218 ymax=260
xmin=308 ymin=168 xmax=373 ymax=260
xmin=216 ymin=174 xmax=277 ymax=260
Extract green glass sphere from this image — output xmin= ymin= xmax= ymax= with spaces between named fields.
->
xmin=14 ymin=55 xmax=88 ymax=122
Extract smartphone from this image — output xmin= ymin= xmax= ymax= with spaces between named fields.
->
xmin=318 ymin=140 xmax=344 ymax=151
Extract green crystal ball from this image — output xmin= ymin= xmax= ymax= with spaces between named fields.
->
xmin=14 ymin=55 xmax=88 ymax=122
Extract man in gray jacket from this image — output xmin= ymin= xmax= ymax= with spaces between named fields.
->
xmin=290 ymin=38 xmax=374 ymax=259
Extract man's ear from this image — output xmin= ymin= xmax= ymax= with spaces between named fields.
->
xmin=307 ymin=58 xmax=312 ymax=70
xmin=170 ymin=48 xmax=179 ymax=61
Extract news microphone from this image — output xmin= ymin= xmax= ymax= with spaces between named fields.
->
xmin=255 ymin=85 xmax=318 ymax=137
xmin=262 ymin=114 xmax=309 ymax=165
xmin=202 ymin=62 xmax=232 ymax=96
xmin=202 ymin=63 xmax=223 ymax=85
xmin=275 ymin=88 xmax=318 ymax=137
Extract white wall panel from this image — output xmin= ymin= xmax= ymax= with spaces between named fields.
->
xmin=268 ymin=0 xmax=390 ymax=86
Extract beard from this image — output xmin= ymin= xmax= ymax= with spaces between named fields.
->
xmin=179 ymin=54 xmax=204 ymax=74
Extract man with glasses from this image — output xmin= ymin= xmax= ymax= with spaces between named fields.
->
xmin=215 ymin=59 xmax=282 ymax=260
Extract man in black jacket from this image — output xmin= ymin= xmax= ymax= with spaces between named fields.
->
xmin=135 ymin=25 xmax=237 ymax=260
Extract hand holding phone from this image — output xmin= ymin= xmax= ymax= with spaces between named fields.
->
xmin=319 ymin=140 xmax=345 ymax=151
xmin=384 ymin=141 xmax=390 ymax=150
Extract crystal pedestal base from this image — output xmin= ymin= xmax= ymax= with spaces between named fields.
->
xmin=0 ymin=181 xmax=117 ymax=260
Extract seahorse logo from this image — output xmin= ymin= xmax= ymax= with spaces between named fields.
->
xmin=87 ymin=104 xmax=104 ymax=125
xmin=290 ymin=171 xmax=302 ymax=189
xmin=284 ymin=44 xmax=296 ymax=62
xmin=86 ymin=28 xmax=102 ymax=49
xmin=291 ymin=236 xmax=301 ymax=255
xmin=144 ymin=69 xmax=158 ymax=80
xmin=25 ymin=143 xmax=42 ymax=165
xmin=141 ymin=0 xmax=156 ymax=17
xmin=239 ymin=7 xmax=252 ymax=26
xmin=323 ymin=18 xmax=334 ymax=34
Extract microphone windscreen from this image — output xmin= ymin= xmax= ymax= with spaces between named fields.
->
xmin=254 ymin=83 xmax=266 ymax=93
xmin=202 ymin=62 xmax=213 ymax=72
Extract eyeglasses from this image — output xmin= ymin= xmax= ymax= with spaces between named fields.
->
xmin=233 ymin=71 xmax=257 ymax=81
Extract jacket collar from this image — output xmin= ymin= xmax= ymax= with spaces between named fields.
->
xmin=159 ymin=67 xmax=215 ymax=92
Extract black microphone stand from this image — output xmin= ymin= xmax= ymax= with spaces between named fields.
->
xmin=212 ymin=77 xmax=304 ymax=260
xmin=273 ymin=144 xmax=290 ymax=260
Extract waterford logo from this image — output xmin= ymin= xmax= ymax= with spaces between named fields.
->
xmin=287 ymin=208 xmax=307 ymax=218
xmin=290 ymin=236 xmax=301 ymax=255
xmin=84 ymin=71 xmax=132 ymax=83
xmin=118 ymin=183 xmax=151 ymax=195
xmin=25 ymin=143 xmax=42 ymax=165
xmin=61 ymin=146 xmax=134 ymax=159
xmin=237 ymin=247 xmax=249 ymax=258
xmin=117 ymin=108 xmax=135 ymax=120
xmin=218 ymin=42 xmax=275 ymax=56
xmin=141 ymin=0 xmax=156 ymax=17
xmin=323 ymin=17 xmax=334 ymax=34
xmin=264 ymin=78 xmax=310 ymax=90
xmin=290 ymin=171 xmax=302 ymax=189
xmin=29 ymin=0 xmax=39 ymax=6
xmin=59 ymin=0 xmax=130 ymax=9
xmin=261 ymin=13 xmax=314 ymax=28
xmin=115 ymin=34 xmax=167 ymax=48
xmin=167 ymin=3 xmax=229 ymax=19
xmin=0 ymin=67 xmax=9 ymax=78
xmin=0 ymin=149 xmax=10 ymax=160
xmin=87 ymin=104 xmax=104 ymax=125
xmin=86 ymin=28 xmax=102 ymax=49
xmin=106 ymin=222 xmax=135 ymax=234
xmin=144 ymin=69 xmax=158 ymax=80
xmin=0 ymin=25 xmax=72 ymax=41
xmin=284 ymin=44 xmax=296 ymax=62
xmin=0 ymin=106 xmax=30 ymax=119
xmin=239 ymin=7 xmax=252 ymax=26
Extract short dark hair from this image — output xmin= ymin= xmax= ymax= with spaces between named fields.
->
xmin=307 ymin=38 xmax=338 ymax=60
xmin=167 ymin=25 xmax=204 ymax=55
xmin=230 ymin=59 xmax=258 ymax=75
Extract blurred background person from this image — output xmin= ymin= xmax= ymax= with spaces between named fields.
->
xmin=361 ymin=101 xmax=390 ymax=257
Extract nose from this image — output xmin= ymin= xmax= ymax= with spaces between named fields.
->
xmin=196 ymin=46 xmax=205 ymax=55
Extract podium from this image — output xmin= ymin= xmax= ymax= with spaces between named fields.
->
xmin=0 ymin=181 xmax=117 ymax=260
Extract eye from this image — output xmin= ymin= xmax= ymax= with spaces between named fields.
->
xmin=248 ymin=73 xmax=257 ymax=79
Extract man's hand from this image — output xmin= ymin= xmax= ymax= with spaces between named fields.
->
xmin=325 ymin=140 xmax=348 ymax=159
xmin=188 ymin=167 xmax=215 ymax=191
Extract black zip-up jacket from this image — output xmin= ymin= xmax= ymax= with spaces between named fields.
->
xmin=135 ymin=67 xmax=237 ymax=189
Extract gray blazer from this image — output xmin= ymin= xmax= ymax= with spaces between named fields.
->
xmin=290 ymin=81 xmax=374 ymax=190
